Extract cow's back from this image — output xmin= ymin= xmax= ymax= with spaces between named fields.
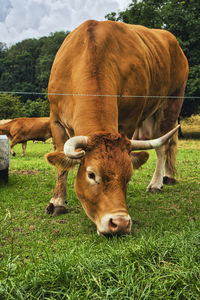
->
xmin=48 ymin=20 xmax=188 ymax=137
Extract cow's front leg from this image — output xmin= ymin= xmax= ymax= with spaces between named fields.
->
xmin=147 ymin=145 xmax=166 ymax=192
xmin=46 ymin=116 xmax=71 ymax=215
xmin=46 ymin=169 xmax=68 ymax=215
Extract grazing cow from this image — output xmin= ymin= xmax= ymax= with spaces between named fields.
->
xmin=45 ymin=20 xmax=188 ymax=236
xmin=0 ymin=117 xmax=52 ymax=156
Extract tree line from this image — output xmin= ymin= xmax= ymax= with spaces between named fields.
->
xmin=0 ymin=0 xmax=199 ymax=119
xmin=0 ymin=31 xmax=68 ymax=119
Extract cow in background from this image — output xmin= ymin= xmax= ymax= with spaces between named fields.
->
xmin=45 ymin=20 xmax=188 ymax=236
xmin=0 ymin=117 xmax=53 ymax=156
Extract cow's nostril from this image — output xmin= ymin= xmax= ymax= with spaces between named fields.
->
xmin=108 ymin=217 xmax=131 ymax=234
xmin=109 ymin=218 xmax=118 ymax=229
xmin=98 ymin=214 xmax=132 ymax=236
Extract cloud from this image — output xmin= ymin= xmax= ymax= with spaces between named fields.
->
xmin=0 ymin=0 xmax=131 ymax=46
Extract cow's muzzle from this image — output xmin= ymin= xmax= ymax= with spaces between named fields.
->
xmin=97 ymin=214 xmax=132 ymax=236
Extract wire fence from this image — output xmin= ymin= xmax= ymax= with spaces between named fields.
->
xmin=0 ymin=90 xmax=200 ymax=99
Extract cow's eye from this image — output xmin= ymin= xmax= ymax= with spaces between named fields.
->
xmin=88 ymin=172 xmax=95 ymax=180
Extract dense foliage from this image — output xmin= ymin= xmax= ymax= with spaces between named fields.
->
xmin=106 ymin=0 xmax=200 ymax=117
xmin=0 ymin=32 xmax=69 ymax=118
xmin=0 ymin=0 xmax=199 ymax=119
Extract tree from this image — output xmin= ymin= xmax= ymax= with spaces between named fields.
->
xmin=106 ymin=0 xmax=165 ymax=28
xmin=35 ymin=31 xmax=68 ymax=90
xmin=0 ymin=41 xmax=39 ymax=100
xmin=0 ymin=42 xmax=7 ymax=58
xmin=0 ymin=31 xmax=68 ymax=106
xmin=0 ymin=93 xmax=24 ymax=119
xmin=183 ymin=65 xmax=200 ymax=116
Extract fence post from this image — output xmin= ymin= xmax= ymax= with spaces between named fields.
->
xmin=0 ymin=135 xmax=10 ymax=183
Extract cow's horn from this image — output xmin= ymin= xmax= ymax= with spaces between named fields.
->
xmin=64 ymin=136 xmax=88 ymax=158
xmin=130 ymin=125 xmax=180 ymax=150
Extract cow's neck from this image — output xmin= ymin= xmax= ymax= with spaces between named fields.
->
xmin=72 ymin=97 xmax=119 ymax=136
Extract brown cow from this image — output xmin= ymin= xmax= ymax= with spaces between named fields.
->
xmin=45 ymin=20 xmax=188 ymax=236
xmin=0 ymin=117 xmax=52 ymax=156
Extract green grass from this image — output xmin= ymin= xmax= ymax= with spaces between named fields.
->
xmin=0 ymin=140 xmax=200 ymax=299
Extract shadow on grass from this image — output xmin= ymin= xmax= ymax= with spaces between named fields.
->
xmin=181 ymin=131 xmax=200 ymax=139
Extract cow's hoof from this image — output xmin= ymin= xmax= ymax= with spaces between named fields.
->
xmin=53 ymin=206 xmax=68 ymax=215
xmin=45 ymin=203 xmax=55 ymax=214
xmin=148 ymin=187 xmax=162 ymax=193
xmin=45 ymin=203 xmax=68 ymax=215
xmin=163 ymin=176 xmax=176 ymax=185
xmin=147 ymin=183 xmax=163 ymax=193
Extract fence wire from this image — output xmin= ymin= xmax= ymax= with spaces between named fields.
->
xmin=0 ymin=90 xmax=200 ymax=99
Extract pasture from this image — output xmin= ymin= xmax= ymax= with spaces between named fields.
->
xmin=0 ymin=138 xmax=200 ymax=299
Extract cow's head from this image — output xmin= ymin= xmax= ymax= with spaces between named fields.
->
xmin=46 ymin=127 xmax=179 ymax=236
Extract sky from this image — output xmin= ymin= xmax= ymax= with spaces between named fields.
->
xmin=0 ymin=0 xmax=131 ymax=46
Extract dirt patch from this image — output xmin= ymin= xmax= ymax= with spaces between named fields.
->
xmin=9 ymin=170 xmax=41 ymax=175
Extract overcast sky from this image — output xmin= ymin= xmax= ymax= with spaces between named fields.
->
xmin=0 ymin=0 xmax=131 ymax=46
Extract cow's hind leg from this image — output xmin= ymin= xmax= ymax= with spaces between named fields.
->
xmin=147 ymin=122 xmax=179 ymax=191
xmin=22 ymin=142 xmax=27 ymax=157
xmin=10 ymin=137 xmax=18 ymax=156
xmin=133 ymin=112 xmax=166 ymax=192
xmin=163 ymin=130 xmax=178 ymax=185
xmin=147 ymin=145 xmax=166 ymax=192
xmin=161 ymin=86 xmax=185 ymax=185
xmin=45 ymin=120 xmax=69 ymax=215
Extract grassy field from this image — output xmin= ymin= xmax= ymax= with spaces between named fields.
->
xmin=0 ymin=138 xmax=200 ymax=299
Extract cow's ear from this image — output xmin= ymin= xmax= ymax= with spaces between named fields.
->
xmin=130 ymin=151 xmax=149 ymax=169
xmin=45 ymin=152 xmax=81 ymax=171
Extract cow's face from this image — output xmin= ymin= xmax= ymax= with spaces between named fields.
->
xmin=75 ymin=133 xmax=136 ymax=236
xmin=46 ymin=127 xmax=178 ymax=235
xmin=46 ymin=133 xmax=149 ymax=236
